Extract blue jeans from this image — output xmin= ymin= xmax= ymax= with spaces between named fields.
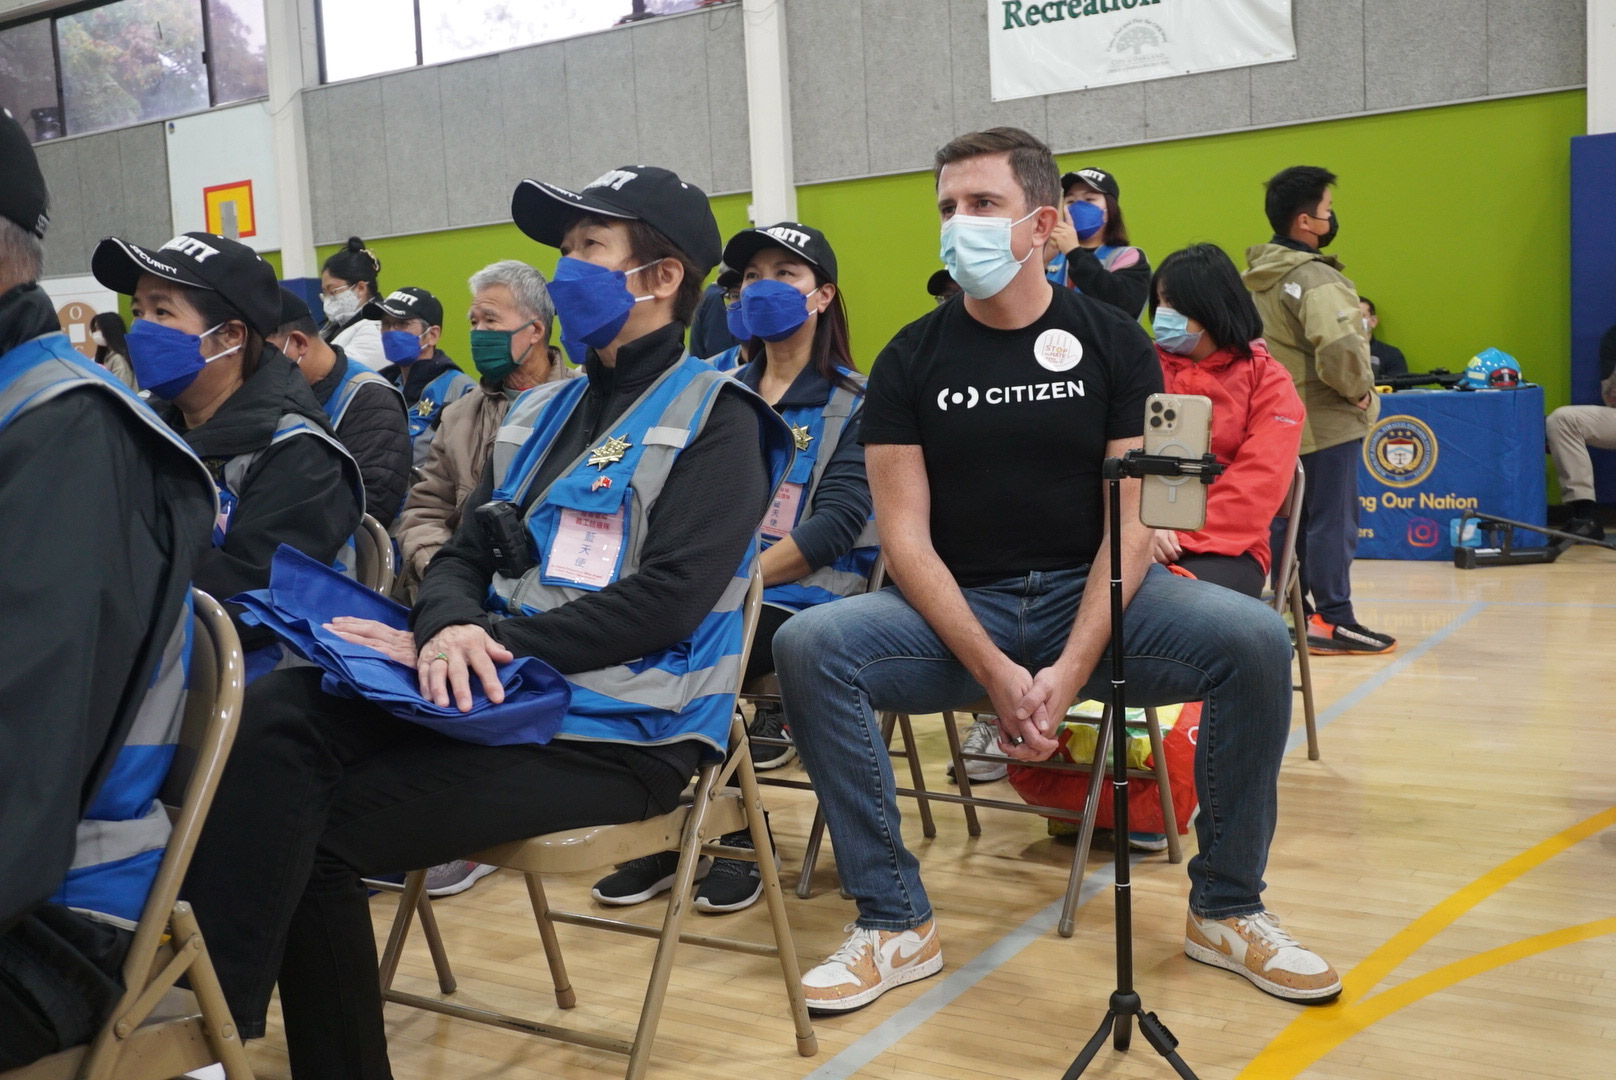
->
xmin=774 ymin=564 xmax=1292 ymax=931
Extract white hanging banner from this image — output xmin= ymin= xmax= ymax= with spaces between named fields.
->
xmin=989 ymin=0 xmax=1295 ymax=102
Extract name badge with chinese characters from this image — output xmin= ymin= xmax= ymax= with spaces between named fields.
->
xmin=545 ymin=507 xmax=626 ymax=588
xmin=760 ymin=482 xmax=804 ymax=541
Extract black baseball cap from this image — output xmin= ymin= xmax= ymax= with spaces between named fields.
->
xmin=91 ymin=231 xmax=281 ymax=335
xmin=1061 ymin=166 xmax=1120 ymax=200
xmin=277 ymin=286 xmax=312 ymax=328
xmin=0 ymin=108 xmax=49 ymax=240
xmin=721 ymin=222 xmax=838 ymax=285
xmin=511 ymin=166 xmax=722 ymax=276
xmin=926 ymin=268 xmax=958 ymax=298
xmin=715 ymin=263 xmax=741 ymax=290
xmin=362 ymin=286 xmax=444 ymax=328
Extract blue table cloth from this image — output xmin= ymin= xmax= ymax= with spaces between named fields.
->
xmin=234 ymin=546 xmax=571 ymax=746
xmin=1356 ymin=385 xmax=1546 ymax=561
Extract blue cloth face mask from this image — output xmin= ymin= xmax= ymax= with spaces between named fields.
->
xmin=1068 ymin=199 xmax=1106 ymax=240
xmin=740 ymin=279 xmax=823 ymax=342
xmin=1152 ymin=307 xmax=1204 ymax=357
xmin=380 ymin=330 xmax=422 ymax=363
xmin=724 ymin=295 xmax=749 ymax=342
xmin=939 ymin=209 xmax=1042 ymax=300
xmin=126 ymin=319 xmax=241 ymax=400
xmin=546 ymin=256 xmax=658 ymax=353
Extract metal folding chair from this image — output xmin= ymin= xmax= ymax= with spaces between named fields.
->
xmin=376 ymin=566 xmax=816 ymax=1080
xmin=1273 ymin=461 xmax=1320 ymax=760
xmin=352 ymin=513 xmax=396 ymax=595
xmin=3 ymin=590 xmax=251 ymax=1080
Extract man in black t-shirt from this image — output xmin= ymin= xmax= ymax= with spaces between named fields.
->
xmin=774 ymin=128 xmax=1340 ymax=1015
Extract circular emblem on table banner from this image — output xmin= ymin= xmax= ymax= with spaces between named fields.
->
xmin=1363 ymin=416 xmax=1439 ymax=488
xmin=1034 ymin=328 xmax=1083 ymax=372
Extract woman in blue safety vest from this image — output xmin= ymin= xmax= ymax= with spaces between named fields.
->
xmin=1045 ymin=166 xmax=1152 ymax=320
xmin=592 ymin=221 xmax=876 ymax=915
xmin=91 ymin=231 xmax=364 ymax=683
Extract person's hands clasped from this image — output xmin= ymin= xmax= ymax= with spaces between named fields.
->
xmin=326 ymin=617 xmax=419 ymax=665
xmin=980 ymin=658 xmax=1059 ymax=761
xmin=1150 ymin=529 xmax=1182 ymax=566
xmin=1013 ymin=662 xmax=1083 ymax=760
xmin=416 ymin=623 xmax=514 ymax=713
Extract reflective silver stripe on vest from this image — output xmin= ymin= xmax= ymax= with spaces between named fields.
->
xmin=569 ymin=653 xmax=742 ymax=714
xmin=488 ymin=379 xmax=580 ymax=489
xmin=223 ymin=412 xmax=365 ymax=518
xmin=329 ymin=368 xmax=402 ymax=429
xmin=794 ymin=563 xmax=873 ymax=598
xmin=489 ymin=365 xmax=730 ymax=614
xmin=792 ymin=380 xmax=877 ymax=599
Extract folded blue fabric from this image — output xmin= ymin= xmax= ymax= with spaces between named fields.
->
xmin=234 ymin=546 xmax=570 ymax=747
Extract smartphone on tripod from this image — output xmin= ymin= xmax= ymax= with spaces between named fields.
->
xmin=1139 ymin=393 xmax=1213 ymax=531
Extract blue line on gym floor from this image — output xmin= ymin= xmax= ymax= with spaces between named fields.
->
xmin=801 ymin=601 xmax=1489 ymax=1079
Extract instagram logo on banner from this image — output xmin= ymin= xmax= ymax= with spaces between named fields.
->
xmin=1407 ymin=518 xmax=1440 ymax=547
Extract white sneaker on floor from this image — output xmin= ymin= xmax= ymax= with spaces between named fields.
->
xmin=423 ymin=860 xmax=498 ymax=898
xmin=184 ymin=1066 xmax=226 ymax=1079
xmin=946 ymin=717 xmax=1009 ymax=783
xmin=801 ymin=920 xmax=944 ymax=1013
xmin=1184 ymin=909 xmax=1341 ymax=1003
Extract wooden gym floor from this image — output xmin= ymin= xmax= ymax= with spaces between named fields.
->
xmin=244 ymin=552 xmax=1616 ymax=1080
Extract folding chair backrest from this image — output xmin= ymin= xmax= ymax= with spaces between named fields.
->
xmin=867 ymin=552 xmax=888 ymax=593
xmin=120 ymin=589 xmax=245 ymax=1032
xmin=1272 ymin=461 xmax=1306 ymax=616
xmin=353 ymin=513 xmax=395 ymax=595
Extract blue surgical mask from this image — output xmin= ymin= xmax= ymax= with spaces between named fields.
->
xmin=125 ymin=319 xmax=240 ymax=400
xmin=381 ymin=329 xmax=422 ymax=363
xmin=740 ymin=279 xmax=823 ymax=342
xmin=724 ymin=296 xmax=749 ymax=341
xmin=546 ymin=256 xmax=657 ymax=352
xmin=1152 ymin=307 xmax=1204 ymax=357
xmin=1068 ymin=199 xmax=1106 ymax=240
xmin=939 ymin=209 xmax=1041 ymax=300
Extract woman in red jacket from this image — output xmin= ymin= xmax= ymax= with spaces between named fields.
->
xmin=1149 ymin=244 xmax=1305 ymax=598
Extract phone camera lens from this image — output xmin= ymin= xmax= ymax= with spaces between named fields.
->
xmin=1164 ymin=409 xmax=1177 ymax=422
xmin=1149 ymin=416 xmax=1163 ymax=428
xmin=1150 ymin=401 xmax=1163 ymax=413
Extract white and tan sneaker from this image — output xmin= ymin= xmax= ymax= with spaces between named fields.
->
xmin=801 ymin=920 xmax=944 ymax=1013
xmin=1184 ymin=909 xmax=1341 ymax=1003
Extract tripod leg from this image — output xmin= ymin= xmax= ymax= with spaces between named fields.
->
xmin=1114 ymin=1009 xmax=1131 ymax=1051
xmin=1059 ymin=1010 xmax=1116 ymax=1080
xmin=1138 ymin=1011 xmax=1201 ymax=1080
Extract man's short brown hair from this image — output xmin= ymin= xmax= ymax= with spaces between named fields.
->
xmin=933 ymin=127 xmax=1061 ymax=215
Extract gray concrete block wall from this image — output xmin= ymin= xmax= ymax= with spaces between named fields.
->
xmin=34 ymin=121 xmax=169 ymax=277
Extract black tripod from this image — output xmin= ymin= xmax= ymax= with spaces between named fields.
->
xmin=1061 ymin=450 xmax=1223 ymax=1080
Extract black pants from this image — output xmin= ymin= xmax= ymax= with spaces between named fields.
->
xmin=742 ymin=603 xmax=795 ymax=686
xmin=183 ymin=667 xmax=693 ymax=1080
xmin=0 ymin=906 xmax=130 ymax=1069
xmin=1270 ymin=439 xmax=1362 ymax=625
xmin=1174 ymin=551 xmax=1266 ymax=600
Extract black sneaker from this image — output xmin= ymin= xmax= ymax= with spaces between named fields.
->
xmin=1564 ymin=517 xmax=1606 ymax=541
xmin=694 ymin=828 xmax=781 ymax=914
xmin=590 ymin=851 xmax=709 ymax=906
xmin=1306 ymin=614 xmax=1396 ymax=656
xmin=748 ymin=703 xmax=796 ymax=770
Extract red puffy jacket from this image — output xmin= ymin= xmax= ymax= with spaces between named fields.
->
xmin=1157 ymin=340 xmax=1305 ymax=574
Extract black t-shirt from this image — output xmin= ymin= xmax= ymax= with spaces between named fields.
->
xmin=862 ymin=285 xmax=1161 ymax=586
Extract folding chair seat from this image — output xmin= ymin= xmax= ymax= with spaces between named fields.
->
xmin=2 ymin=590 xmax=252 ymax=1080
xmin=376 ymin=567 xmax=816 ymax=1080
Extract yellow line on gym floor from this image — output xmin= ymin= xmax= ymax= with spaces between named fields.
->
xmin=1236 ymin=805 xmax=1616 ymax=1078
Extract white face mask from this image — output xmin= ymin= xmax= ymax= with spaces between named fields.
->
xmin=90 ymin=329 xmax=106 ymax=347
xmin=939 ymin=209 xmax=1043 ymax=300
xmin=324 ymin=286 xmax=361 ymax=324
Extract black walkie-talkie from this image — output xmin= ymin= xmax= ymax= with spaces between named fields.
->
xmin=473 ymin=500 xmax=535 ymax=577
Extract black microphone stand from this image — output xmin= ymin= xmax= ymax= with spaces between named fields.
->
xmin=1061 ymin=449 xmax=1223 ymax=1080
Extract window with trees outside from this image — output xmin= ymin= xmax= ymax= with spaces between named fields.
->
xmin=0 ymin=0 xmax=268 ymax=143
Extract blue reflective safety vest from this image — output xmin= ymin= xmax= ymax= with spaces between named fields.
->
xmin=210 ymin=412 xmax=365 ymax=681
xmin=755 ymin=367 xmax=879 ymax=612
xmin=1048 ymin=245 xmax=1138 ymax=285
xmin=400 ymin=367 xmax=475 ymax=467
xmin=705 ymin=345 xmax=745 ymax=373
xmin=322 ymin=357 xmax=403 ymax=430
xmin=488 ymin=355 xmax=794 ymax=758
xmin=0 ymin=332 xmax=215 ymax=928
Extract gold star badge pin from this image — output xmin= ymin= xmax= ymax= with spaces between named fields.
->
xmin=790 ymin=424 xmax=814 ymax=452
xmin=587 ymin=434 xmax=633 ymax=470
xmin=414 ymin=398 xmax=434 ymax=417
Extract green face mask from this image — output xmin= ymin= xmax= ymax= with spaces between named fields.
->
xmin=469 ymin=319 xmax=537 ymax=380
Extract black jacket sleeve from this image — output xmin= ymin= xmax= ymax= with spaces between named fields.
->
xmin=413 ymin=391 xmax=769 ymax=674
xmin=0 ymin=393 xmax=210 ymax=930
xmin=198 ymin=434 xmax=364 ymax=650
xmin=1066 ymin=246 xmax=1151 ymax=320
xmin=790 ymin=408 xmax=872 ymax=570
xmin=336 ymin=381 xmax=411 ymax=526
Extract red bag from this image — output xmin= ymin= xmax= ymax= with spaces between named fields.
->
xmin=1006 ymin=702 xmax=1200 ymax=835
